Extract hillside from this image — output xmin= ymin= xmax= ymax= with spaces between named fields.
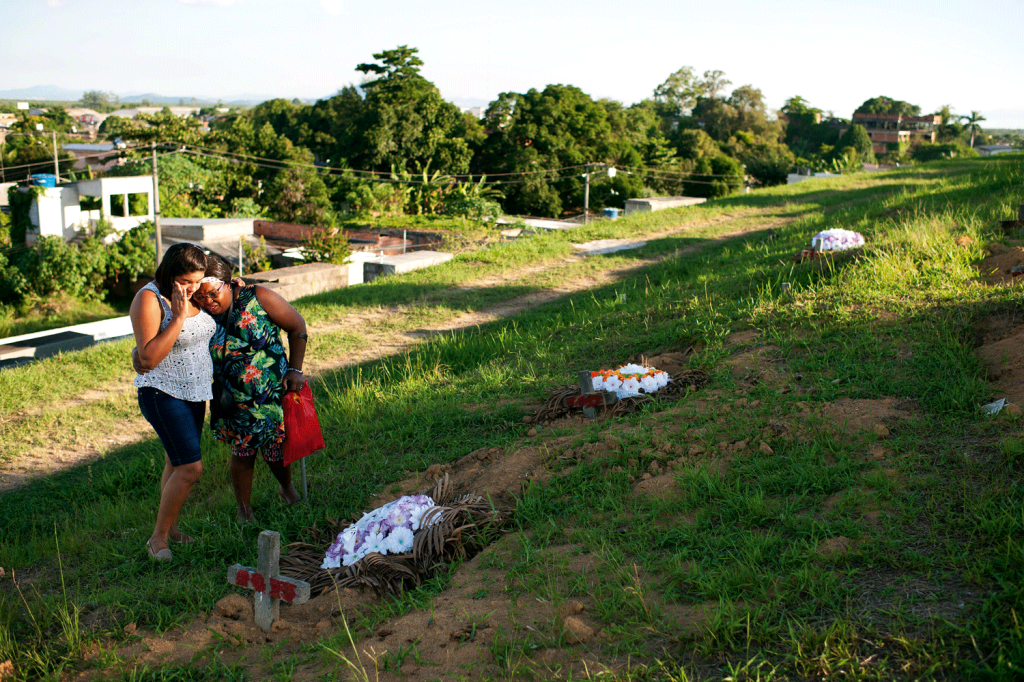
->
xmin=1 ymin=157 xmax=1023 ymax=680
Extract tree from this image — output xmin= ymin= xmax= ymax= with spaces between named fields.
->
xmin=854 ymin=96 xmax=921 ymax=117
xmin=701 ymin=70 xmax=732 ymax=99
xmin=835 ymin=124 xmax=875 ymax=162
xmin=653 ymin=66 xmax=700 ymax=116
xmin=653 ymin=67 xmax=732 ymax=117
xmin=80 ymin=90 xmax=117 ymax=112
xmin=343 ymin=46 xmax=471 ymax=175
xmin=962 ymin=110 xmax=986 ymax=148
xmin=933 ymin=104 xmax=965 ymax=143
xmin=477 ymin=84 xmax=644 ymax=216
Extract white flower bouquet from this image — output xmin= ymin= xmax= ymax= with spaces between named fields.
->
xmin=321 ymin=494 xmax=436 ymax=569
xmin=591 ymin=363 xmax=670 ymax=399
xmin=811 ymin=228 xmax=865 ymax=252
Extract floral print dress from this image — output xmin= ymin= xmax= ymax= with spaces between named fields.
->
xmin=209 ymin=286 xmax=287 ymax=451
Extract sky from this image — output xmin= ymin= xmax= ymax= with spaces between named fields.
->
xmin=3 ymin=0 xmax=1023 ymax=127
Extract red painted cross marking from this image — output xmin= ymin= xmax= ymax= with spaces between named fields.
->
xmin=565 ymin=393 xmax=608 ymax=409
xmin=227 ymin=564 xmax=310 ymax=605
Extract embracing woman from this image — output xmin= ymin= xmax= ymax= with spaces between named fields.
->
xmin=193 ymin=257 xmax=309 ymax=523
xmin=130 ymin=243 xmax=215 ymax=563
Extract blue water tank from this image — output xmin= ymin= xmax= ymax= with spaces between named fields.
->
xmin=30 ymin=174 xmax=57 ymax=188
xmin=603 ymin=208 xmax=621 ymax=220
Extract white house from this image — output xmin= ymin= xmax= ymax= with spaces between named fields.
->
xmin=26 ymin=175 xmax=155 ymax=242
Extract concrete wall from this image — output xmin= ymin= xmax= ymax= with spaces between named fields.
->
xmin=624 ymin=197 xmax=707 ymax=215
xmin=254 ymin=220 xmax=413 ymax=254
xmin=28 ymin=186 xmax=81 ymax=240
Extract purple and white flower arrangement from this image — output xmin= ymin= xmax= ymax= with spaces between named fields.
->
xmin=322 ymin=494 xmax=436 ymax=569
xmin=811 ymin=229 xmax=865 ymax=252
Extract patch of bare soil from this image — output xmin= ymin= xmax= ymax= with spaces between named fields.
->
xmin=817 ymin=535 xmax=854 ymax=557
xmin=0 ymin=387 xmax=147 ymax=493
xmin=820 ymin=397 xmax=915 ymax=436
xmin=976 ymin=242 xmax=1024 ymax=286
xmin=974 ymin=313 xmax=1024 ymax=406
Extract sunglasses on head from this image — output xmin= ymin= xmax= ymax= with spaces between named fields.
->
xmin=193 ymin=282 xmax=226 ymax=303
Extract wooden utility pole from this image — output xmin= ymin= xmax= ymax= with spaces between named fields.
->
xmin=584 ymin=164 xmax=590 ymax=225
xmin=151 ymin=142 xmax=162 ymax=263
xmin=51 ymin=131 xmax=59 ymax=178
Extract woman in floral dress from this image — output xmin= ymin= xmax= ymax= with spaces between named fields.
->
xmin=194 ymin=257 xmax=309 ymax=522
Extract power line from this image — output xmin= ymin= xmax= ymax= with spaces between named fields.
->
xmin=180 ymin=142 xmax=592 ymax=179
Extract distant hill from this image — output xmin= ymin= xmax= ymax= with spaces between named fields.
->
xmin=0 ymin=85 xmax=285 ymax=106
xmin=0 ymin=85 xmax=84 ymax=101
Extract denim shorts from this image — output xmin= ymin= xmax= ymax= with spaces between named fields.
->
xmin=138 ymin=387 xmax=206 ymax=467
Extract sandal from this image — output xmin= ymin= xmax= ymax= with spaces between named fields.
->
xmin=146 ymin=540 xmax=172 ymax=563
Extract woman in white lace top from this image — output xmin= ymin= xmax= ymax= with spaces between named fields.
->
xmin=130 ymin=243 xmax=216 ymax=563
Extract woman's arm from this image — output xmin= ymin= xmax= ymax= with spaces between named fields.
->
xmin=253 ymin=286 xmax=308 ymax=392
xmin=129 ymin=282 xmax=191 ymax=370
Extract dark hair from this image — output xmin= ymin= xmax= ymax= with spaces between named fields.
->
xmin=154 ymin=243 xmax=207 ymax=298
xmin=204 ymin=255 xmax=233 ymax=282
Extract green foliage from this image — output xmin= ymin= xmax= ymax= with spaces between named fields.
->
xmin=963 ymin=110 xmax=986 ymax=148
xmin=911 ymin=143 xmax=980 ymax=162
xmin=300 ymin=227 xmax=352 ymax=265
xmin=653 ymin=66 xmax=732 ymax=116
xmin=854 ymin=96 xmax=921 ymax=116
xmin=7 ymin=185 xmax=43 ymax=245
xmin=225 ymin=197 xmax=267 ymax=219
xmin=79 ymin=90 xmax=118 ymax=113
xmin=683 ymin=155 xmax=743 ymax=198
xmin=343 ymin=179 xmax=409 ymax=217
xmin=442 ymin=196 xmax=502 ymax=221
xmin=477 ymin=84 xmax=645 ymax=216
xmin=0 ymin=221 xmax=154 ymax=306
xmin=835 ymin=124 xmax=875 ymax=162
xmin=743 ymin=155 xmax=791 ymax=187
xmin=107 ymin=154 xmax=220 ymax=218
xmin=242 ymin=236 xmax=271 ymax=274
xmin=0 ymin=209 xmax=10 ymax=246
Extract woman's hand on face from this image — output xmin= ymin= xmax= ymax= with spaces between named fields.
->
xmin=283 ymin=370 xmax=306 ymax=393
xmin=170 ymin=281 xmax=191 ymax=319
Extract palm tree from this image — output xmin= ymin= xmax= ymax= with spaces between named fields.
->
xmin=962 ymin=111 xmax=986 ymax=148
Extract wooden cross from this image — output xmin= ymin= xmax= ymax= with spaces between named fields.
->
xmin=563 ymin=370 xmax=619 ymax=418
xmin=227 ymin=530 xmax=311 ymax=632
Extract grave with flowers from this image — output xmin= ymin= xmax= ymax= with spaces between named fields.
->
xmin=280 ymin=475 xmax=510 ymax=595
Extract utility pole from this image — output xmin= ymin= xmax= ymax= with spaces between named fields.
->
xmin=583 ymin=164 xmax=590 ymax=225
xmin=52 ymin=131 xmax=59 ymax=178
xmin=239 ymin=236 xmax=245 ymax=277
xmin=151 ymin=142 xmax=162 ymax=263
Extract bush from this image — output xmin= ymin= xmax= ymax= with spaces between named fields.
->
xmin=684 ymin=155 xmax=744 ymax=198
xmin=744 ymin=156 xmax=791 ymax=187
xmin=442 ymin=196 xmax=502 ymax=221
xmin=0 ymin=222 xmax=155 ymax=306
xmin=911 ymin=143 xmax=979 ymax=163
xmin=300 ymin=227 xmax=352 ymax=265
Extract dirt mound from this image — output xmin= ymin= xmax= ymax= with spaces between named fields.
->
xmin=83 ymin=588 xmax=378 ymax=679
xmin=820 ymin=397 xmax=915 ymax=435
xmin=817 ymin=536 xmax=853 ymax=557
xmin=976 ymin=242 xmax=1024 ymax=286
xmin=974 ymin=314 xmax=1024 ymax=405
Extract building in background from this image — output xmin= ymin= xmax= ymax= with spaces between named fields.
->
xmin=851 ymin=113 xmax=941 ymax=155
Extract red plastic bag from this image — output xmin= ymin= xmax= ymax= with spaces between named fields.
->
xmin=282 ymin=383 xmax=325 ymax=466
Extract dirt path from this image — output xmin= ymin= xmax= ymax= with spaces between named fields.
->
xmin=0 ymin=206 xmax=803 ymax=493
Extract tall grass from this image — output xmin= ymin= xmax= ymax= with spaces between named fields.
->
xmin=2 ymin=157 xmax=1023 ymax=679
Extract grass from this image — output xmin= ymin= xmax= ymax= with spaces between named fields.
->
xmin=0 ymin=294 xmax=129 ymax=340
xmin=2 ymin=156 xmax=1024 ymax=679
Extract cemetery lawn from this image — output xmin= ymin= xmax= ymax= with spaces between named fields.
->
xmin=1 ymin=155 xmax=1023 ymax=680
